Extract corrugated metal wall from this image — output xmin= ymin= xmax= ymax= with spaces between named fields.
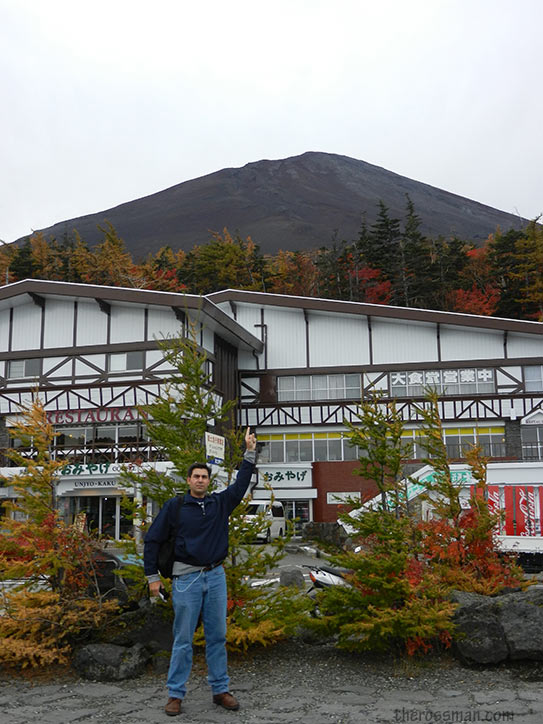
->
xmin=308 ymin=312 xmax=369 ymax=367
xmin=148 ymin=306 xmax=181 ymax=340
xmin=44 ymin=299 xmax=73 ymax=348
xmin=372 ymin=319 xmax=438 ymax=364
xmin=11 ymin=303 xmax=41 ymax=350
xmin=0 ymin=308 xmax=9 ymax=352
xmin=235 ymin=304 xmax=262 ymax=337
xmin=265 ymin=307 xmax=306 ymax=369
xmin=110 ymin=305 xmax=144 ymax=343
xmin=440 ymin=325 xmax=504 ymax=361
xmin=76 ymin=301 xmax=107 ymax=345
xmin=507 ymin=332 xmax=543 ymax=358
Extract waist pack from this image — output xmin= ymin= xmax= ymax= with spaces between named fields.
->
xmin=157 ymin=495 xmax=184 ymax=579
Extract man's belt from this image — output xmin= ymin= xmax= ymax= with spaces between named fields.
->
xmin=202 ymin=560 xmax=223 ymax=571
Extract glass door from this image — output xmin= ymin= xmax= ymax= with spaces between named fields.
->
xmin=101 ymin=496 xmax=117 ymax=539
xmin=284 ymin=500 xmax=311 ymax=535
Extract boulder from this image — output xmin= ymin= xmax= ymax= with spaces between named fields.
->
xmin=280 ymin=567 xmax=305 ymax=589
xmin=453 ymin=608 xmax=508 ymax=664
xmin=107 ymin=600 xmax=173 ymax=650
xmin=452 ymin=586 xmax=543 ymax=664
xmin=73 ymin=642 xmax=150 ymax=681
xmin=302 ymin=522 xmax=352 ymax=550
xmin=498 ymin=599 xmax=543 ymax=660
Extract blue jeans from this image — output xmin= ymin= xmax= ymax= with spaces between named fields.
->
xmin=167 ymin=566 xmax=229 ymax=699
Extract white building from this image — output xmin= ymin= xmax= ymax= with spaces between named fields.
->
xmin=2 ymin=280 xmax=543 ymax=547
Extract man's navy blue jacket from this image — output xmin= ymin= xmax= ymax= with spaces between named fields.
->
xmin=143 ymin=458 xmax=255 ymax=575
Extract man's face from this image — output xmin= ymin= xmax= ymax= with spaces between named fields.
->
xmin=187 ymin=467 xmax=210 ymax=498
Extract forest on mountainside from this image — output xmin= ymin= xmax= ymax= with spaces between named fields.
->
xmin=1 ymin=197 xmax=542 ymax=321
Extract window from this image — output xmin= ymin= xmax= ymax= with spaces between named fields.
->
xmin=118 ymin=425 xmax=139 ymax=443
xmin=522 ymin=426 xmax=543 ymax=460
xmin=109 ymin=351 xmax=144 ymax=372
xmin=525 ymin=366 xmax=543 ymax=392
xmin=390 ymin=368 xmax=495 ymax=397
xmin=257 ymin=432 xmax=360 ymax=463
xmin=56 ymin=428 xmax=90 ymax=448
xmin=7 ymin=358 xmax=41 ymax=379
xmin=277 ymin=374 xmax=362 ymax=402
xmin=400 ymin=426 xmax=505 ymax=460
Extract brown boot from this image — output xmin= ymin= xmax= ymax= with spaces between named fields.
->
xmin=213 ymin=692 xmax=240 ymax=710
xmin=165 ymin=697 xmax=182 ymax=716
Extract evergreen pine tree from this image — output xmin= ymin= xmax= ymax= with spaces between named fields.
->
xmin=487 ymin=228 xmax=527 ymax=319
xmin=121 ymin=320 xmax=307 ymax=650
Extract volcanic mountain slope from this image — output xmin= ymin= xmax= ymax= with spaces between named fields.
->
xmin=30 ymin=152 xmax=526 ymax=258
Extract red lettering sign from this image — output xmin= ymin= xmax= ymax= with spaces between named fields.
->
xmin=45 ymin=407 xmax=139 ymax=425
xmin=504 ymin=486 xmax=515 ymax=535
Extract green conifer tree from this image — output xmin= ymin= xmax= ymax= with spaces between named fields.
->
xmin=307 ymin=394 xmax=453 ymax=653
xmin=121 ymin=318 xmax=308 ymax=650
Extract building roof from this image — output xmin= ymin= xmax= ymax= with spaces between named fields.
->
xmin=0 ymin=280 xmax=263 ymax=352
xmin=207 ymin=289 xmax=543 ymax=336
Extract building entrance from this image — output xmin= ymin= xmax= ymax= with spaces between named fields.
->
xmin=284 ymin=500 xmax=311 ymax=534
xmin=67 ymin=495 xmax=133 ymax=539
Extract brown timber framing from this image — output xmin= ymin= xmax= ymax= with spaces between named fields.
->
xmin=256 ymin=358 xmax=543 ymax=375
xmin=0 ymin=375 xmax=229 ymax=415
xmin=0 ymin=340 xmax=174 ymax=362
xmin=238 ymin=394 xmax=543 ymax=427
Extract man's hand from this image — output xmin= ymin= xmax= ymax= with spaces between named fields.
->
xmin=149 ymin=580 xmax=161 ymax=598
xmin=245 ymin=427 xmax=257 ymax=452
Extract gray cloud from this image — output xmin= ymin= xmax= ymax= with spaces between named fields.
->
xmin=1 ymin=0 xmax=541 ymax=243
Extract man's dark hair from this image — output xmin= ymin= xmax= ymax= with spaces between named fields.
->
xmin=187 ymin=462 xmax=212 ymax=478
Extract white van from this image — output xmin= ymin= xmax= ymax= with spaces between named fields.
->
xmin=244 ymin=501 xmax=286 ymax=542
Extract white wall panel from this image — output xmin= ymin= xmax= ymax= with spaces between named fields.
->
xmin=234 ymin=304 xmax=262 ymax=337
xmin=234 ymin=305 xmax=264 ymax=369
xmin=148 ymin=307 xmax=182 ymax=340
xmin=265 ymin=307 xmax=306 ymax=369
xmin=497 ymin=367 xmax=522 ymax=386
xmin=507 ymin=332 xmax=543 ymax=359
xmin=76 ymin=301 xmax=107 ymax=345
xmin=309 ymin=312 xmax=369 ymax=367
xmin=238 ymin=350 xmax=258 ymax=370
xmin=11 ymin=303 xmax=41 ymax=350
xmin=365 ymin=372 xmax=388 ymax=390
xmin=147 ymin=349 xmax=166 ymax=366
xmin=44 ymin=300 xmax=73 ymax=348
xmin=202 ymin=326 xmax=214 ymax=354
xmin=43 ymin=357 xmax=71 ymax=376
xmin=372 ymin=319 xmax=438 ymax=364
xmin=214 ymin=301 xmax=233 ymax=317
xmin=75 ymin=355 xmax=106 ymax=375
xmin=110 ymin=305 xmax=144 ymax=343
xmin=0 ymin=308 xmax=9 ymax=352
xmin=440 ymin=325 xmax=504 ymax=361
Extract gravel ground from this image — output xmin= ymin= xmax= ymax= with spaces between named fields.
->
xmin=2 ymin=640 xmax=543 ymax=724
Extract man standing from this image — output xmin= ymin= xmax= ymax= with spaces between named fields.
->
xmin=144 ymin=428 xmax=257 ymax=717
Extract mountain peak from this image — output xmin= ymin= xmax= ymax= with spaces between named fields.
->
xmin=28 ymin=152 xmax=526 ymax=258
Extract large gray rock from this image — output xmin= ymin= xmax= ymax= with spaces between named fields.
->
xmin=73 ymin=643 xmax=150 ymax=681
xmin=452 ymin=586 xmax=543 ymax=664
xmin=302 ymin=522 xmax=352 ymax=550
xmin=499 ymin=599 xmax=543 ymax=661
xmin=280 ymin=567 xmax=305 ymax=589
xmin=453 ymin=607 xmax=508 ymax=664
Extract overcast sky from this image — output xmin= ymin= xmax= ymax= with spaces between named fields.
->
xmin=1 ymin=0 xmax=542 ymax=244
